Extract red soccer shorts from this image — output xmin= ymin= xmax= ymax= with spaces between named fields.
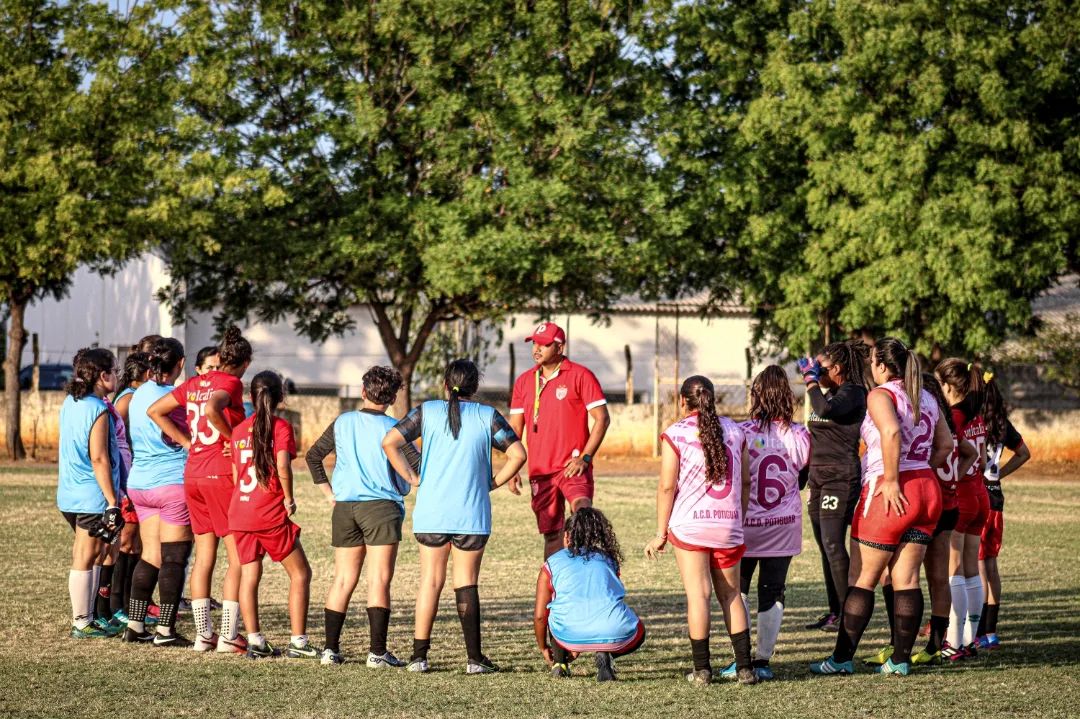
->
xmin=979 ymin=510 xmax=1003 ymax=560
xmin=234 ymin=522 xmax=301 ymax=565
xmin=956 ymin=480 xmax=990 ymax=536
xmin=668 ymin=533 xmax=747 ymax=570
xmin=120 ymin=495 xmax=140 ymax=525
xmin=185 ymin=476 xmax=234 ymax=538
xmin=529 ymin=469 xmax=594 ymax=535
xmin=852 ymin=469 xmax=942 ymax=551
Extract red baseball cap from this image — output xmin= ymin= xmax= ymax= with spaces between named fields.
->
xmin=525 ymin=322 xmax=566 ymax=346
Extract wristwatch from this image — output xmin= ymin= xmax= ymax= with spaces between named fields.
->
xmin=581 ymin=453 xmax=592 ymax=464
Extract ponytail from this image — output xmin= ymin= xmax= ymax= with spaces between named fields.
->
xmin=982 ymin=376 xmax=1008 ymax=445
xmin=148 ymin=338 xmax=185 ymax=385
xmin=443 ymin=359 xmax=480 ymax=440
xmin=821 ymin=340 xmax=871 ymax=391
xmin=936 ymin=357 xmax=987 ymax=415
xmin=873 ymin=337 xmax=920 ymax=415
xmin=249 ymin=370 xmax=284 ymax=488
xmin=905 ymin=349 xmax=922 ymax=419
xmin=115 ymin=351 xmax=151 ymax=397
xmin=680 ymin=375 xmax=728 ymax=486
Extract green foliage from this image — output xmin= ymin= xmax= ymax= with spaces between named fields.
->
xmin=413 ymin=318 xmax=502 ymax=399
xmin=156 ymin=1 xmax=667 ymax=401
xmin=651 ymin=0 xmax=1080 ymax=355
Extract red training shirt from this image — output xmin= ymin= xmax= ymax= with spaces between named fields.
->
xmin=228 ymin=415 xmax=297 ymax=532
xmin=509 ymin=358 xmax=606 ymax=477
xmin=171 ymin=370 xmax=246 ymax=479
xmin=951 ymin=406 xmax=987 ymax=483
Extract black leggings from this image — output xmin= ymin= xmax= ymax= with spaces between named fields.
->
xmin=808 ymin=472 xmax=860 ymax=615
xmin=740 ymin=556 xmax=792 ymax=611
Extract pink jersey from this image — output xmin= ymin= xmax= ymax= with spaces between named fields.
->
xmin=662 ymin=413 xmax=745 ymax=549
xmin=740 ymin=420 xmax=811 ymax=558
xmin=861 ymin=380 xmax=938 ymax=482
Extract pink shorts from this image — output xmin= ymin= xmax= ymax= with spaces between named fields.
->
xmin=185 ymin=476 xmax=233 ymax=537
xmin=127 ymin=485 xmax=190 ymax=526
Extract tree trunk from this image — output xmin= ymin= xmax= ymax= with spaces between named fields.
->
xmin=369 ymin=301 xmax=446 ymax=418
xmin=4 ymin=297 xmax=27 ymax=460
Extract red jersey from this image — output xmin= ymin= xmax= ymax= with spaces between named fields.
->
xmin=951 ymin=406 xmax=987 ymax=483
xmin=509 ymin=358 xmax=606 ymax=476
xmin=229 ymin=415 xmax=296 ymax=532
xmin=171 ymin=370 xmax=246 ymax=478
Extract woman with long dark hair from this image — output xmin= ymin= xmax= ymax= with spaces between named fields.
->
xmin=149 ymin=325 xmax=252 ymax=653
xmin=123 ymin=338 xmax=192 ymax=646
xmin=644 ymin=375 xmax=757 ymax=686
xmin=810 ymin=337 xmax=952 ymax=676
xmin=229 ymin=371 xmax=313 ymax=659
xmin=58 ymin=348 xmax=122 ymax=638
xmin=798 ymin=341 xmax=869 ymax=632
xmin=382 ymin=359 xmax=527 ymax=674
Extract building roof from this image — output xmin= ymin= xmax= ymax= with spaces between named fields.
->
xmin=522 ymin=290 xmax=750 ymax=318
xmin=1033 ymin=275 xmax=1080 ymax=328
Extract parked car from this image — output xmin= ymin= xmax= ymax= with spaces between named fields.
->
xmin=19 ymin=364 xmax=74 ymax=391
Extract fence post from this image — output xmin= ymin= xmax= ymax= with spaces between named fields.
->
xmin=624 ymin=344 xmax=633 ymax=405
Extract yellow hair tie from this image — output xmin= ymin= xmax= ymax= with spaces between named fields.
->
xmin=966 ymin=362 xmax=973 ymax=371
xmin=983 ymin=371 xmax=994 ymax=383
xmin=452 ymin=386 xmax=460 ymax=392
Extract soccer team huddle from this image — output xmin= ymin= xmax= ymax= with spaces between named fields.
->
xmin=55 ymin=320 xmax=1029 ymax=684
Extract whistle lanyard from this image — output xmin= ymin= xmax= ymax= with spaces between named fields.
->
xmin=532 ymin=362 xmax=563 ymax=433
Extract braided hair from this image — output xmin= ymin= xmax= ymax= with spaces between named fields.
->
xmin=444 ymin=359 xmax=480 ymax=440
xmin=680 ymin=375 xmax=728 ymax=486
xmin=250 ymin=370 xmax=284 ymax=488
xmin=749 ymin=365 xmax=795 ymax=432
xmin=822 ymin=340 xmax=870 ymax=390
xmin=564 ymin=507 xmax=623 ymax=572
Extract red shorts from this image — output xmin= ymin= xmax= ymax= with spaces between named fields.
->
xmin=120 ymin=495 xmax=139 ymax=524
xmin=529 ymin=469 xmax=594 ymax=535
xmin=979 ymin=510 xmax=1003 ymax=560
xmin=234 ymin=522 xmax=301 ymax=565
xmin=185 ymin=476 xmax=234 ymax=538
xmin=851 ymin=469 xmax=942 ymax=551
xmin=956 ymin=480 xmax=990 ymax=536
xmin=668 ymin=533 xmax=747 ymax=570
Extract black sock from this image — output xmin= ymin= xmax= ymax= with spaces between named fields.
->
xmin=157 ymin=541 xmax=191 ymax=631
xmin=127 ymin=559 xmax=159 ymax=624
xmin=833 ymin=586 xmax=874 ymax=663
xmin=412 ymin=637 xmax=430 ymax=662
xmin=926 ymin=614 xmax=949 ymax=654
xmin=985 ymin=603 xmax=1000 ymax=635
xmin=367 ymin=606 xmax=390 ymax=656
xmin=882 ymin=584 xmax=896 ymax=646
xmin=454 ymin=585 xmax=483 ymax=662
xmin=96 ymin=564 xmax=114 ymax=619
xmin=110 ymin=553 xmax=129 ymax=614
xmin=690 ymin=636 xmax=711 ymax=672
xmin=123 ymin=552 xmax=139 ymax=606
xmin=549 ymin=630 xmax=570 ymax=665
xmin=890 ymin=589 xmax=923 ymax=665
xmin=730 ymin=628 xmax=752 ymax=670
xmin=324 ymin=609 xmax=346 ymax=654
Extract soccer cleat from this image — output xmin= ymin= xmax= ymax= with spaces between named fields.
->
xmin=940 ymin=641 xmax=964 ymax=663
xmin=366 ymin=651 xmax=406 ymax=669
xmin=122 ymin=627 xmax=154 ymax=643
xmin=320 ymin=648 xmax=344 ymax=666
xmin=406 ymin=658 xmax=430 ymax=673
xmin=550 ymin=662 xmax=570 ymax=678
xmin=247 ymin=641 xmax=281 ymax=659
xmin=962 ymin=642 xmax=979 ymax=660
xmin=736 ymin=666 xmax=759 ymax=685
xmin=153 ymin=632 xmax=193 ymax=648
xmin=911 ymin=649 xmax=942 ymax=666
xmin=216 ymin=634 xmax=248 ymax=654
xmin=805 ymin=612 xmax=837 ymax=630
xmin=716 ymin=661 xmax=737 ymax=680
xmin=686 ymin=668 xmax=712 ymax=686
xmin=862 ymin=644 xmax=893 ymax=666
xmin=466 ymin=655 xmax=499 ymax=675
xmin=809 ymin=656 xmax=854 ymax=675
xmin=111 ymin=609 xmax=129 ymax=626
xmin=876 ymin=658 xmax=911 ymax=676
xmin=179 ymin=597 xmax=192 ymax=614
xmin=977 ymin=635 xmax=1001 ymax=650
xmin=92 ymin=616 xmax=123 ymax=638
xmin=210 ymin=598 xmax=222 ymax=610
xmin=755 ymin=665 xmax=776 ymax=681
xmin=285 ymin=641 xmax=319 ymax=659
xmin=192 ymin=633 xmax=219 ymax=652
xmin=70 ymin=623 xmax=108 ymax=639
xmin=594 ymin=652 xmax=616 ymax=682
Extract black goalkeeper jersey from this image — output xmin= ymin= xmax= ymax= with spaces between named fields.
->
xmin=806 ymin=382 xmax=867 ymax=469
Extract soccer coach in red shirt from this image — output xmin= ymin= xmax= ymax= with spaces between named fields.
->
xmin=508 ymin=322 xmax=611 ymax=558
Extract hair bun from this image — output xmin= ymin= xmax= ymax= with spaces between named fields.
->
xmin=223 ymin=325 xmax=241 ymax=342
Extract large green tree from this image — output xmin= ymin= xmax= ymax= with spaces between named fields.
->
xmin=0 ymin=0 xmax=180 ymax=458
xmin=653 ymin=0 xmax=1080 ymax=355
xmin=158 ymin=0 xmax=669 ymax=412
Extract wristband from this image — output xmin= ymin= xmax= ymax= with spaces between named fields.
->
xmin=581 ymin=453 xmax=592 ymax=464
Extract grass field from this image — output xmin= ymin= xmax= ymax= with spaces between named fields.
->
xmin=2 ymin=462 xmax=1078 ymax=719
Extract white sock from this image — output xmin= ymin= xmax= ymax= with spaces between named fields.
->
xmin=248 ymin=631 xmax=265 ymax=648
xmin=741 ymin=592 xmax=751 ymax=638
xmin=964 ymin=575 xmax=984 ymax=646
xmin=69 ymin=569 xmax=93 ymax=628
xmin=755 ymin=602 xmax=784 ymax=661
xmin=192 ymin=598 xmax=213 ymax=639
xmin=947 ymin=575 xmax=967 ymax=648
xmin=221 ymin=600 xmax=240 ymax=640
xmin=89 ymin=565 xmax=101 ymax=621
xmin=127 ymin=619 xmax=145 ymax=633
xmin=291 ymin=634 xmax=308 ymax=647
